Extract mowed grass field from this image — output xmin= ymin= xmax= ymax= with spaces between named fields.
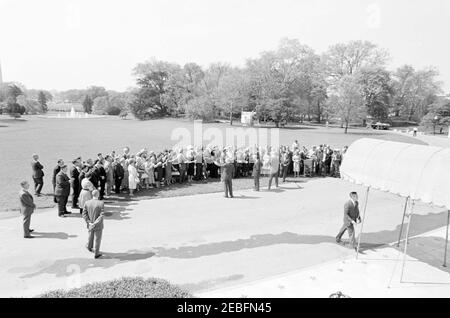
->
xmin=0 ymin=115 xmax=426 ymax=212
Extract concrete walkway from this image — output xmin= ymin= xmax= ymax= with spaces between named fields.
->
xmin=0 ymin=177 xmax=448 ymax=298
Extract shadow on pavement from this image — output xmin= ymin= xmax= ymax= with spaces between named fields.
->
xmin=32 ymin=232 xmax=77 ymax=240
xmin=12 ymin=249 xmax=156 ymax=278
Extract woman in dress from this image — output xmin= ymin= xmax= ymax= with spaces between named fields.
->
xmin=121 ymin=158 xmax=129 ymax=191
xmin=128 ymin=159 xmax=138 ymax=196
xmin=262 ymin=149 xmax=271 ymax=177
xmin=293 ymin=150 xmax=301 ymax=178
xmin=177 ymin=148 xmax=187 ymax=183
xmin=186 ymin=146 xmax=195 ymax=183
xmin=79 ymin=178 xmax=94 ymax=214
xmin=164 ymin=151 xmax=173 ymax=186
xmin=155 ymin=153 xmax=164 ymax=188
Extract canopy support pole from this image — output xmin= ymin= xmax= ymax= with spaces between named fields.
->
xmin=443 ymin=210 xmax=450 ymax=267
xmin=397 ymin=196 xmax=410 ymax=247
xmin=356 ymin=186 xmax=370 ymax=259
xmin=400 ymin=200 xmax=415 ymax=282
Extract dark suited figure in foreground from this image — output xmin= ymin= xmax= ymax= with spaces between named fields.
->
xmin=31 ymin=154 xmax=44 ymax=196
xmin=70 ymin=158 xmax=82 ymax=209
xmin=214 ymin=155 xmax=235 ymax=198
xmin=252 ymin=152 xmax=262 ymax=191
xmin=55 ymin=165 xmax=71 ymax=217
xmin=336 ymin=192 xmax=361 ymax=251
xmin=82 ymin=190 xmax=105 ymax=259
xmin=52 ymin=159 xmax=64 ymax=203
xmin=19 ymin=181 xmax=36 ymax=238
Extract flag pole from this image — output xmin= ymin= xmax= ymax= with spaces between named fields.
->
xmin=356 ymin=186 xmax=370 ymax=259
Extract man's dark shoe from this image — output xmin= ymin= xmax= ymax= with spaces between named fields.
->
xmin=94 ymin=254 xmax=103 ymax=259
xmin=86 ymin=245 xmax=93 ymax=253
xmin=64 ymin=211 xmax=72 ymax=215
xmin=24 ymin=235 xmax=34 ymax=239
xmin=336 ymin=239 xmax=342 ymax=244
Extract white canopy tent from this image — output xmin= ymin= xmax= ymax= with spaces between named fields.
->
xmin=340 ymin=138 xmax=450 ymax=281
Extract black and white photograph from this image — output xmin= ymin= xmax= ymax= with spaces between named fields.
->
xmin=0 ymin=0 xmax=450 ymax=303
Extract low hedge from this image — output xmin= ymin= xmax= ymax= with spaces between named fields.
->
xmin=38 ymin=277 xmax=192 ymax=298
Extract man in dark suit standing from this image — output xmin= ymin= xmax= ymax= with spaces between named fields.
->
xmin=55 ymin=165 xmax=71 ymax=217
xmin=336 ymin=192 xmax=361 ymax=251
xmin=19 ymin=181 xmax=36 ymax=238
xmin=252 ymin=152 xmax=262 ymax=191
xmin=82 ymin=190 xmax=105 ymax=259
xmin=92 ymin=160 xmax=107 ymax=200
xmin=113 ymin=157 xmax=124 ymax=194
xmin=214 ymin=154 xmax=235 ymax=198
xmin=70 ymin=158 xmax=82 ymax=209
xmin=31 ymin=154 xmax=44 ymax=196
xmin=52 ymin=159 xmax=64 ymax=203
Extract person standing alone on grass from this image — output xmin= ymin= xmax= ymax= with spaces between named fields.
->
xmin=336 ymin=192 xmax=361 ymax=251
xmin=31 ymin=154 xmax=44 ymax=196
xmin=82 ymin=190 xmax=105 ymax=259
xmin=55 ymin=165 xmax=71 ymax=217
xmin=19 ymin=181 xmax=36 ymax=238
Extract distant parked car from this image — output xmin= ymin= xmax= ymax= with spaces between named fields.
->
xmin=370 ymin=122 xmax=391 ymax=130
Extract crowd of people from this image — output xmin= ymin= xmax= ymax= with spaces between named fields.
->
xmin=21 ymin=140 xmax=349 ymax=257
xmin=30 ymin=140 xmax=349 ymax=210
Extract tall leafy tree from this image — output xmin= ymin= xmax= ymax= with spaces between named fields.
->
xmin=328 ymin=75 xmax=366 ymax=133
xmin=358 ymin=67 xmax=394 ymax=121
xmin=82 ymin=95 xmax=93 ymax=114
xmin=392 ymin=65 xmax=441 ymax=121
xmin=38 ymin=91 xmax=48 ymax=113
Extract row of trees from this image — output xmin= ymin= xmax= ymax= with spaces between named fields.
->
xmin=0 ymin=83 xmax=51 ymax=117
xmin=129 ymin=38 xmax=444 ymax=132
xmin=56 ymin=86 xmax=130 ymax=115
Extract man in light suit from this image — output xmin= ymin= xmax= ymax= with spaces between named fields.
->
xmin=55 ymin=165 xmax=71 ymax=217
xmin=31 ymin=154 xmax=44 ymax=196
xmin=336 ymin=192 xmax=361 ymax=251
xmin=268 ymin=151 xmax=280 ymax=190
xmin=82 ymin=190 xmax=105 ymax=259
xmin=19 ymin=181 xmax=36 ymax=238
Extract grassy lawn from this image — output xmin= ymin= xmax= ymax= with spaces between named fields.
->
xmin=38 ymin=277 xmax=192 ymax=298
xmin=0 ymin=115 xmax=425 ymax=212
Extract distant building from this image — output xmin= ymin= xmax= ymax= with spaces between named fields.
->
xmin=241 ymin=111 xmax=255 ymax=126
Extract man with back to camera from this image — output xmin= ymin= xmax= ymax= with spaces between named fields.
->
xmin=82 ymin=190 xmax=105 ymax=259
xmin=336 ymin=191 xmax=361 ymax=251
xmin=19 ymin=180 xmax=36 ymax=238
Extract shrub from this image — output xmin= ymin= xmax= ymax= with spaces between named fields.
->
xmin=38 ymin=277 xmax=193 ymax=298
xmin=106 ymin=106 xmax=122 ymax=116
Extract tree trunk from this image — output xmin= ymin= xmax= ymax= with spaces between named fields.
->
xmin=316 ymin=101 xmax=322 ymax=124
xmin=344 ymin=120 xmax=349 ymax=134
xmin=229 ymin=103 xmax=233 ymax=125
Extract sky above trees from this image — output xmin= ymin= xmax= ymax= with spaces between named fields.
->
xmin=0 ymin=0 xmax=449 ymax=92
